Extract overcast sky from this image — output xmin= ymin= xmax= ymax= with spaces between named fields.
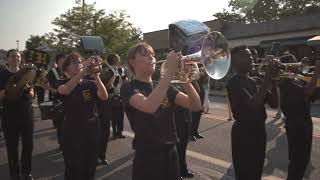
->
xmin=0 ymin=0 xmax=230 ymax=50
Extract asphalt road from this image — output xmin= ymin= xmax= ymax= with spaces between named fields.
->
xmin=0 ymin=96 xmax=319 ymax=180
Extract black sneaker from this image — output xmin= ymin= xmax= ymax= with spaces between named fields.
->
xmin=118 ymin=134 xmax=126 ymax=139
xmin=21 ymin=174 xmax=34 ymax=180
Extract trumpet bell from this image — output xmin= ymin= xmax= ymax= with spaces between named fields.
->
xmin=200 ymin=31 xmax=231 ymax=80
xmin=159 ymin=31 xmax=231 ymax=83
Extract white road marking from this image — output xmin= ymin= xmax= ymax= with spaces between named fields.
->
xmin=122 ymin=131 xmax=283 ymax=180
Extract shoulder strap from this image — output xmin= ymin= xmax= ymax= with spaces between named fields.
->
xmin=52 ymin=68 xmax=60 ymax=80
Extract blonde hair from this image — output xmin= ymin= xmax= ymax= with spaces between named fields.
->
xmin=127 ymin=42 xmax=154 ymax=74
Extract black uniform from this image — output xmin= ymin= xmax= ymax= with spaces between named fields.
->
xmin=0 ymin=69 xmax=34 ymax=178
xmin=226 ymin=75 xmax=268 ymax=180
xmin=96 ymin=99 xmax=111 ymax=161
xmin=121 ymin=80 xmax=180 ymax=180
xmin=190 ymin=81 xmax=205 ymax=138
xmin=110 ymin=75 xmax=125 ymax=137
xmin=47 ymin=67 xmax=65 ymax=146
xmin=174 ymin=105 xmax=191 ymax=175
xmin=60 ymin=79 xmax=99 ymax=180
xmin=279 ymin=79 xmax=320 ymax=180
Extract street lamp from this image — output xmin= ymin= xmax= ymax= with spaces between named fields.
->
xmin=16 ymin=40 xmax=20 ymax=50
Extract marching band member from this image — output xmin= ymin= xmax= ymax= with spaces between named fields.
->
xmin=0 ymin=49 xmax=35 ymax=180
xmin=279 ymin=59 xmax=320 ymax=180
xmin=121 ymin=42 xmax=201 ymax=180
xmin=226 ymin=46 xmax=279 ymax=180
xmin=57 ymin=53 xmax=108 ymax=180
xmin=47 ymin=54 xmax=65 ymax=150
xmin=174 ymin=91 xmax=194 ymax=178
xmin=106 ymin=53 xmax=126 ymax=138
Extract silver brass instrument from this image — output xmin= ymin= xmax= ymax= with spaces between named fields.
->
xmin=252 ymin=62 xmax=319 ymax=87
xmin=156 ymin=31 xmax=231 ymax=83
xmin=5 ymin=64 xmax=37 ymax=102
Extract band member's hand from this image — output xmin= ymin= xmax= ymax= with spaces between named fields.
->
xmin=88 ymin=56 xmax=102 ymax=74
xmin=166 ymin=50 xmax=181 ymax=76
xmin=83 ymin=58 xmax=94 ymax=71
xmin=264 ymin=56 xmax=281 ymax=79
xmin=181 ymin=62 xmax=198 ymax=82
xmin=83 ymin=58 xmax=96 ymax=73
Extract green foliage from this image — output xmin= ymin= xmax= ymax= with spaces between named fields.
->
xmin=25 ymin=35 xmax=46 ymax=50
xmin=26 ymin=0 xmax=142 ymax=63
xmin=213 ymin=0 xmax=320 ymax=23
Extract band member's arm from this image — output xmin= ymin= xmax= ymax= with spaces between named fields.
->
xmin=58 ymin=59 xmax=93 ymax=95
xmin=93 ymin=73 xmax=108 ymax=100
xmin=28 ymin=87 xmax=35 ymax=98
xmin=128 ymin=51 xmax=180 ymax=113
xmin=175 ymin=83 xmax=202 ymax=112
xmin=304 ymin=60 xmax=320 ymax=98
xmin=58 ymin=70 xmax=86 ymax=95
xmin=248 ymin=58 xmax=280 ymax=108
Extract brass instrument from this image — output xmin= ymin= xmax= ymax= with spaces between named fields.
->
xmin=35 ymin=68 xmax=50 ymax=89
xmin=252 ymin=62 xmax=319 ymax=87
xmin=155 ymin=31 xmax=231 ymax=83
xmin=5 ymin=64 xmax=37 ymax=102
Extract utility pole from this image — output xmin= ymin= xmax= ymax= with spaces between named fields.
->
xmin=82 ymin=0 xmax=85 ymax=35
xmin=16 ymin=40 xmax=20 ymax=50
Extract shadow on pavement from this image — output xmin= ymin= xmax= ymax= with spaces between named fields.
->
xmin=95 ymin=153 xmax=134 ymax=180
xmin=0 ymin=149 xmax=64 ymax=180
xmin=264 ymin=133 xmax=315 ymax=179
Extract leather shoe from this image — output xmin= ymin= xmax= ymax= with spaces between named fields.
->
xmin=195 ymin=133 xmax=204 ymax=139
xmin=181 ymin=171 xmax=194 ymax=178
xmin=21 ymin=174 xmax=34 ymax=180
xmin=188 ymin=136 xmax=196 ymax=141
xmin=97 ymin=158 xmax=109 ymax=165
xmin=117 ymin=134 xmax=126 ymax=139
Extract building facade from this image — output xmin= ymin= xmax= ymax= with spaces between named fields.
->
xmin=143 ymin=13 xmax=320 ymax=61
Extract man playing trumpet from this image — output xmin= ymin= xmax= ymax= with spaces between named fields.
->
xmin=226 ymin=46 xmax=280 ymax=180
xmin=279 ymin=59 xmax=320 ymax=180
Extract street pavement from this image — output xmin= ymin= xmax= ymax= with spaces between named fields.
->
xmin=0 ymin=96 xmax=319 ymax=180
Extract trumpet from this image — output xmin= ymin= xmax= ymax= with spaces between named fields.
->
xmin=252 ymin=62 xmax=319 ymax=86
xmin=252 ymin=62 xmax=315 ymax=75
xmin=154 ymin=31 xmax=231 ymax=83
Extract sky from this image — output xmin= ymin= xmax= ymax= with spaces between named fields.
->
xmin=0 ymin=0 xmax=230 ymax=50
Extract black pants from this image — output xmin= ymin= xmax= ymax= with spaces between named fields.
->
xmin=97 ymin=101 xmax=111 ymax=160
xmin=35 ymin=86 xmax=45 ymax=104
xmin=2 ymin=113 xmax=34 ymax=177
xmin=63 ymin=126 xmax=98 ymax=180
xmin=231 ymin=122 xmax=266 ymax=180
xmin=54 ymin=111 xmax=64 ymax=145
xmin=191 ymin=111 xmax=201 ymax=136
xmin=175 ymin=107 xmax=190 ymax=174
xmin=285 ymin=119 xmax=313 ymax=180
xmin=132 ymin=145 xmax=180 ymax=180
xmin=190 ymin=84 xmax=204 ymax=136
xmin=110 ymin=96 xmax=124 ymax=136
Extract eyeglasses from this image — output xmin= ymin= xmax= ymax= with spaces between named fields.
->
xmin=71 ymin=60 xmax=82 ymax=66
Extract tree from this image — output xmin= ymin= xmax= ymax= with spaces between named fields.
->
xmin=25 ymin=35 xmax=46 ymax=50
xmin=96 ymin=10 xmax=142 ymax=58
xmin=51 ymin=0 xmax=142 ymax=58
xmin=213 ymin=0 xmax=320 ymax=23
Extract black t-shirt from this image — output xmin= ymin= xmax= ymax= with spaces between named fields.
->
xmin=120 ymin=80 xmax=179 ymax=149
xmin=226 ymin=75 xmax=267 ymax=129
xmin=60 ymin=79 xmax=98 ymax=129
xmin=0 ymin=69 xmax=33 ymax=111
xmin=279 ymin=79 xmax=320 ymax=123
